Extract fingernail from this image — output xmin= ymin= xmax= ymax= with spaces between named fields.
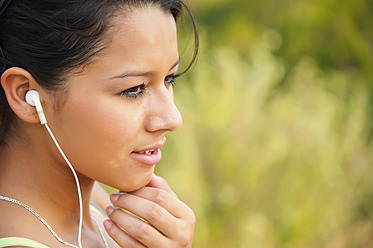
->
xmin=104 ymin=220 xmax=112 ymax=229
xmin=106 ymin=205 xmax=115 ymax=216
xmin=111 ymin=193 xmax=120 ymax=203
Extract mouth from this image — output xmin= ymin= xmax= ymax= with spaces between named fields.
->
xmin=136 ymin=149 xmax=156 ymax=155
xmin=130 ymin=138 xmax=166 ymax=165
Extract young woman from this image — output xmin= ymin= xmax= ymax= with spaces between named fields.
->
xmin=0 ymin=0 xmax=198 ymax=247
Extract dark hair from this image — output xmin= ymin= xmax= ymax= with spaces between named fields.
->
xmin=0 ymin=0 xmax=199 ymax=146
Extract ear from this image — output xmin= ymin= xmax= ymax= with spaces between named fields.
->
xmin=1 ymin=67 xmax=42 ymax=124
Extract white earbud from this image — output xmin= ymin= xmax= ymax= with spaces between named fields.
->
xmin=25 ymin=90 xmax=47 ymax=125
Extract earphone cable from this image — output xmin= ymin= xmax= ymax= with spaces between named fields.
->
xmin=44 ymin=123 xmax=83 ymax=248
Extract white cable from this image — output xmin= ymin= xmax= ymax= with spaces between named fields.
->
xmin=44 ymin=123 xmax=83 ymax=248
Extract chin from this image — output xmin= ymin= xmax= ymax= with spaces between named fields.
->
xmin=112 ymin=173 xmax=153 ymax=192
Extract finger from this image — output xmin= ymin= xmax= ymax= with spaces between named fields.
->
xmin=111 ymin=193 xmax=179 ymax=238
xmin=114 ymin=188 xmax=194 ymax=220
xmin=146 ymin=174 xmax=177 ymax=197
xmin=107 ymin=206 xmax=169 ymax=248
xmin=104 ymin=219 xmax=147 ymax=248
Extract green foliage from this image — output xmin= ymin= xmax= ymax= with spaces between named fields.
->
xmin=155 ymin=1 xmax=373 ymax=246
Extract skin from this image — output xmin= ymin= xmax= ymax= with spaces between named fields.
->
xmin=0 ymin=5 xmax=195 ymax=248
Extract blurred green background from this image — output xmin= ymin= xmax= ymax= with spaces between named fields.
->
xmin=158 ymin=0 xmax=373 ymax=247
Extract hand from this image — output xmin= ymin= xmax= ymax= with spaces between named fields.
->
xmin=104 ymin=174 xmax=196 ymax=248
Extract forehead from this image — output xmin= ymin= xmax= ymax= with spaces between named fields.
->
xmin=105 ymin=5 xmax=178 ymax=67
xmin=69 ymin=4 xmax=179 ymax=82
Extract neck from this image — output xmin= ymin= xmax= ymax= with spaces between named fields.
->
xmin=0 ymin=132 xmax=96 ymax=233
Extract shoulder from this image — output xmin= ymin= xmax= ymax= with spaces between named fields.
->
xmin=0 ymin=201 xmax=61 ymax=247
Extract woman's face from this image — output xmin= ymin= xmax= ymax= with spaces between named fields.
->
xmin=45 ymin=6 xmax=182 ymax=191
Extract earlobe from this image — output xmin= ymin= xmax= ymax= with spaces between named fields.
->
xmin=1 ymin=67 xmax=42 ymax=124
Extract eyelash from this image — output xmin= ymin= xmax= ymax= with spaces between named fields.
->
xmin=118 ymin=74 xmax=179 ymax=99
xmin=118 ymin=83 xmax=146 ymax=98
xmin=165 ymin=74 xmax=178 ymax=87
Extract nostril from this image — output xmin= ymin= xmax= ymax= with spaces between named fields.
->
xmin=145 ymin=110 xmax=182 ymax=132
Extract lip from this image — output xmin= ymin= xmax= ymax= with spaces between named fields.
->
xmin=130 ymin=137 xmax=166 ymax=165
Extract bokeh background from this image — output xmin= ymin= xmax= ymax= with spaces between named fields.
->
xmin=154 ymin=0 xmax=373 ymax=247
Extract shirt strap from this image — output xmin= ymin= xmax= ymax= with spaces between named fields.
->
xmin=0 ymin=237 xmax=50 ymax=248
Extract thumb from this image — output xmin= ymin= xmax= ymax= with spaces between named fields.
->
xmin=146 ymin=174 xmax=178 ymax=198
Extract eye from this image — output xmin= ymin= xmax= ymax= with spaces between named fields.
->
xmin=165 ymin=74 xmax=179 ymax=87
xmin=118 ymin=83 xmax=146 ymax=98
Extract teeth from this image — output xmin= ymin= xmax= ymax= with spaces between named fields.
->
xmin=138 ymin=149 xmax=155 ymax=155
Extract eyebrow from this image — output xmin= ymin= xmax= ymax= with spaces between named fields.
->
xmin=111 ymin=58 xmax=180 ymax=80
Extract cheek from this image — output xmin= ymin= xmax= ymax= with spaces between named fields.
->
xmin=57 ymin=96 xmax=143 ymax=169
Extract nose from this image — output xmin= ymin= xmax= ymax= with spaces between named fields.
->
xmin=145 ymin=87 xmax=183 ymax=133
